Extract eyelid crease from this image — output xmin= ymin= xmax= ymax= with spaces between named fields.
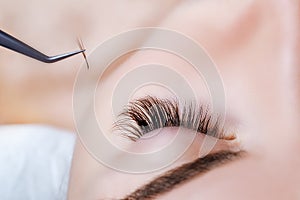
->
xmin=113 ymin=96 xmax=231 ymax=141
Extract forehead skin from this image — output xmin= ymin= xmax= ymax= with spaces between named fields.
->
xmin=68 ymin=0 xmax=300 ymax=199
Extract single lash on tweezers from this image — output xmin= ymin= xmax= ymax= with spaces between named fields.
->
xmin=0 ymin=29 xmax=85 ymax=63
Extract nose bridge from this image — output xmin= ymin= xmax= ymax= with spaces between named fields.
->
xmin=257 ymin=0 xmax=300 ymax=144
xmin=231 ymin=0 xmax=300 ymax=163
xmin=275 ymin=0 xmax=300 ymax=145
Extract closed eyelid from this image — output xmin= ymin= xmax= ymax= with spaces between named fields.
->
xmin=112 ymin=97 xmax=243 ymax=199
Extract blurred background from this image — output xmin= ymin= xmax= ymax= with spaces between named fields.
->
xmin=0 ymin=0 xmax=180 ymax=130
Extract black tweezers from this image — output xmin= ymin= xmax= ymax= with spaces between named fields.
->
xmin=0 ymin=29 xmax=85 ymax=63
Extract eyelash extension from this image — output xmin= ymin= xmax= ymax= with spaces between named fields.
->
xmin=77 ymin=36 xmax=90 ymax=69
xmin=113 ymin=96 xmax=226 ymax=141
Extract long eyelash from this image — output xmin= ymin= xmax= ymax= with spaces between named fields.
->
xmin=113 ymin=96 xmax=225 ymax=141
xmin=77 ymin=36 xmax=90 ymax=69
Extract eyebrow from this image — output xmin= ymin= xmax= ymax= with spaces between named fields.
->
xmin=122 ymin=150 xmax=245 ymax=200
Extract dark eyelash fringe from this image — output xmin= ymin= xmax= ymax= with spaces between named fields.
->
xmin=113 ymin=96 xmax=224 ymax=141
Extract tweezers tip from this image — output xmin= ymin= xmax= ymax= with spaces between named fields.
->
xmin=75 ymin=49 xmax=90 ymax=69
xmin=74 ymin=49 xmax=86 ymax=54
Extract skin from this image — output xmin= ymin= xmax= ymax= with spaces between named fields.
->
xmin=1 ymin=0 xmax=299 ymax=199
xmin=69 ymin=0 xmax=300 ymax=199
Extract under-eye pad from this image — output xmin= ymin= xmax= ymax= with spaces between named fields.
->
xmin=0 ymin=124 xmax=76 ymax=200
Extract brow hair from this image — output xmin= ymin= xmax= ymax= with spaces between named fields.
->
xmin=122 ymin=151 xmax=244 ymax=200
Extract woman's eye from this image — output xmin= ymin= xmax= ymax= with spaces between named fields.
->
xmin=113 ymin=96 xmax=235 ymax=141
